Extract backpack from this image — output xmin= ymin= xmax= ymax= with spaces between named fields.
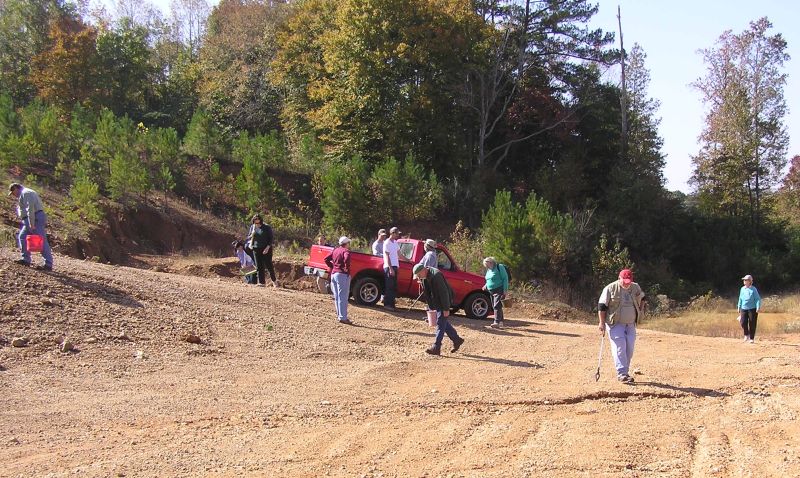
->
xmin=500 ymin=264 xmax=512 ymax=283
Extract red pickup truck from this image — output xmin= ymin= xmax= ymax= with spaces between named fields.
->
xmin=304 ymin=238 xmax=491 ymax=320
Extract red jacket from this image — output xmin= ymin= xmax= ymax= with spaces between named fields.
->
xmin=324 ymin=247 xmax=351 ymax=275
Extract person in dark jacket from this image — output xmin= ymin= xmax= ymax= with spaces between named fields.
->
xmin=324 ymin=236 xmax=353 ymax=325
xmin=245 ymin=214 xmax=277 ymax=287
xmin=413 ymin=263 xmax=464 ymax=355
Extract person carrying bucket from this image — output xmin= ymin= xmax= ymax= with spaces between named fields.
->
xmin=413 ymin=263 xmax=464 ymax=356
xmin=8 ymin=183 xmax=53 ymax=271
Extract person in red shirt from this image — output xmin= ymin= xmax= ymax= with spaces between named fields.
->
xmin=325 ymin=236 xmax=354 ymax=325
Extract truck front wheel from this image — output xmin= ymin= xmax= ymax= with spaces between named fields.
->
xmin=463 ymin=292 xmax=491 ymax=320
xmin=353 ymin=277 xmax=382 ymax=306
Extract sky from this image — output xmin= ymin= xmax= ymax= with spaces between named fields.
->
xmin=590 ymin=0 xmax=800 ymax=192
xmin=139 ymin=0 xmax=799 ymax=193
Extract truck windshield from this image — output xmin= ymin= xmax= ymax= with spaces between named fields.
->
xmin=399 ymin=242 xmax=415 ymax=261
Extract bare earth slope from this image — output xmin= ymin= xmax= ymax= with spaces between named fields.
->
xmin=1 ymin=249 xmax=799 ymax=478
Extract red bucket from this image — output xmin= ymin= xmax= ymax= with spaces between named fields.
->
xmin=26 ymin=234 xmax=44 ymax=253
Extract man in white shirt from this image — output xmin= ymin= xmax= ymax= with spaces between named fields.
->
xmin=382 ymin=226 xmax=401 ymax=310
xmin=8 ymin=183 xmax=53 ymax=270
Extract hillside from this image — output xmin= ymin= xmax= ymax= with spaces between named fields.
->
xmin=1 ymin=249 xmax=799 ymax=477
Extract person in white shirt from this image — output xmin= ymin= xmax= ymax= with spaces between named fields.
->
xmin=8 ymin=183 xmax=53 ymax=270
xmin=371 ymin=229 xmax=387 ymax=256
xmin=382 ymin=226 xmax=401 ymax=310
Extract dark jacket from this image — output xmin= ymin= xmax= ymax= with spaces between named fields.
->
xmin=420 ymin=267 xmax=453 ymax=311
xmin=248 ymin=223 xmax=274 ymax=249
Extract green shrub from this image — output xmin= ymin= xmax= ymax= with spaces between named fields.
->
xmin=234 ymin=131 xmax=287 ymax=212
xmin=19 ymin=100 xmax=68 ymax=164
xmin=320 ymin=155 xmax=373 ymax=236
xmin=592 ymin=233 xmax=634 ymax=288
xmin=481 ymin=190 xmax=537 ymax=279
xmin=65 ymin=162 xmax=104 ymax=224
xmin=369 ymin=154 xmax=443 ymax=223
xmin=108 ymin=150 xmax=149 ymax=203
xmin=182 ymin=109 xmax=227 ymax=160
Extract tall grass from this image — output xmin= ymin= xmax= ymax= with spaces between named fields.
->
xmin=642 ymin=292 xmax=800 ymax=337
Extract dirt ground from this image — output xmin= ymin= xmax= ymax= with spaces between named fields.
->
xmin=1 ymin=248 xmax=799 ymax=478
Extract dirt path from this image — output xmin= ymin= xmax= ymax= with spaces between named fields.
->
xmin=1 ymin=249 xmax=799 ymax=477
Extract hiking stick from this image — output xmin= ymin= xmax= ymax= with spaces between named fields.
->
xmin=408 ymin=283 xmax=424 ymax=311
xmin=595 ymin=331 xmax=605 ymax=382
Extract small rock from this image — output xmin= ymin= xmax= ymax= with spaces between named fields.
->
xmin=134 ymin=350 xmax=145 ymax=360
xmin=320 ymin=400 xmax=332 ymax=406
xmin=118 ymin=331 xmax=130 ymax=341
xmin=11 ymin=337 xmax=28 ymax=348
xmin=1 ymin=304 xmax=13 ymax=315
xmin=183 ymin=334 xmax=202 ymax=344
xmin=60 ymin=341 xmax=75 ymax=353
xmin=632 ymin=368 xmax=642 ymax=375
xmin=86 ymin=336 xmax=98 ymax=344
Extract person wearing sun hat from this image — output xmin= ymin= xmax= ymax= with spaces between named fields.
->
xmin=737 ymin=274 xmax=761 ymax=343
xmin=324 ymin=236 xmax=354 ymax=325
xmin=597 ymin=268 xmax=645 ymax=384
xmin=413 ymin=263 xmax=464 ymax=355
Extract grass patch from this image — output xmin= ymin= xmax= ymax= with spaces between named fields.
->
xmin=642 ymin=310 xmax=800 ymax=338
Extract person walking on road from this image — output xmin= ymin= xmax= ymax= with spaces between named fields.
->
xmin=325 ymin=236 xmax=353 ymax=325
xmin=8 ymin=183 xmax=53 ymax=270
xmin=482 ymin=257 xmax=509 ymax=329
xmin=246 ymin=214 xmax=277 ymax=287
xmin=598 ymin=269 xmax=644 ymax=384
xmin=738 ymin=274 xmax=761 ymax=343
xmin=413 ymin=263 xmax=464 ymax=355
xmin=382 ymin=226 xmax=401 ymax=310
xmin=372 ymin=229 xmax=387 ymax=257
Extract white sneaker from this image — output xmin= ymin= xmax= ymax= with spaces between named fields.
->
xmin=748 ymin=339 xmax=754 ymax=343
xmin=743 ymin=337 xmax=749 ymax=342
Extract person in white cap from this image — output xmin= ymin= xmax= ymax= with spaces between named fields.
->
xmin=324 ymin=236 xmax=354 ymax=325
xmin=8 ymin=183 xmax=53 ymax=270
xmin=418 ymin=239 xmax=438 ymax=268
xmin=372 ymin=229 xmax=387 ymax=256
xmin=382 ymin=226 xmax=401 ymax=310
xmin=737 ymin=274 xmax=761 ymax=343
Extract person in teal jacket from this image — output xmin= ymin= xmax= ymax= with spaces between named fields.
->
xmin=738 ymin=274 xmax=762 ymax=343
xmin=482 ymin=257 xmax=509 ymax=328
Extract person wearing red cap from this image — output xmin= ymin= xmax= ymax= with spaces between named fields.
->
xmin=597 ymin=269 xmax=645 ymax=383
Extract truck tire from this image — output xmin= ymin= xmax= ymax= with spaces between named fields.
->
xmin=463 ymin=292 xmax=491 ymax=320
xmin=353 ymin=276 xmax=382 ymax=306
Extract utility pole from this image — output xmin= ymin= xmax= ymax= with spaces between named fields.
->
xmin=617 ymin=5 xmax=628 ymax=162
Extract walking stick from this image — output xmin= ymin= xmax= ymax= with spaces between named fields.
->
xmin=408 ymin=282 xmax=424 ymax=311
xmin=595 ymin=331 xmax=605 ymax=382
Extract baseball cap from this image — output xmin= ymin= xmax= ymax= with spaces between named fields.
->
xmin=412 ymin=263 xmax=425 ymax=276
xmin=389 ymin=226 xmax=401 ymax=234
xmin=378 ymin=228 xmax=387 ymax=236
xmin=338 ymin=236 xmax=351 ymax=245
xmin=8 ymin=183 xmax=21 ymax=195
xmin=741 ymin=274 xmax=753 ymax=281
xmin=618 ymin=269 xmax=633 ymax=286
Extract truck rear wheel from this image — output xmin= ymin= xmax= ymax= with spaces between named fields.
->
xmin=353 ymin=276 xmax=382 ymax=306
xmin=463 ymin=292 xmax=491 ymax=320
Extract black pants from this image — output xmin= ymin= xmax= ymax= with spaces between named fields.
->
xmin=248 ymin=246 xmax=276 ymax=284
xmin=740 ymin=308 xmax=758 ymax=340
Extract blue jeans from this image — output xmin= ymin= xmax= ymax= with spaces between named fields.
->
xmin=383 ymin=266 xmax=398 ymax=307
xmin=19 ymin=210 xmax=53 ymax=267
xmin=606 ymin=323 xmax=636 ymax=376
xmin=434 ymin=311 xmax=461 ymax=348
xmin=331 ymin=272 xmax=351 ymax=322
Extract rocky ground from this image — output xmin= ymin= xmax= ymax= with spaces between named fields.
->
xmin=1 ymin=248 xmax=799 ymax=478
